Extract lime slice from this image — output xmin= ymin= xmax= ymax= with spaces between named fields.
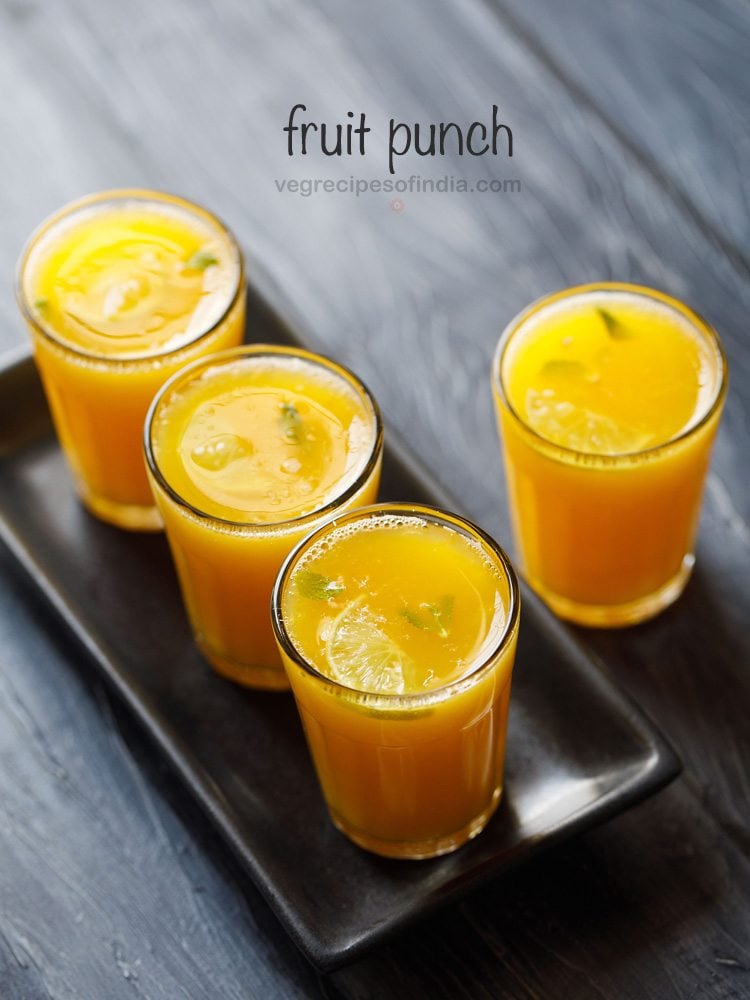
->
xmin=525 ymin=389 xmax=653 ymax=454
xmin=323 ymin=596 xmax=415 ymax=694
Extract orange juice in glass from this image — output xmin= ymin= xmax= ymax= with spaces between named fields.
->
xmin=145 ymin=345 xmax=383 ymax=690
xmin=272 ymin=503 xmax=520 ymax=859
xmin=15 ymin=190 xmax=245 ymax=530
xmin=493 ymin=283 xmax=727 ymax=627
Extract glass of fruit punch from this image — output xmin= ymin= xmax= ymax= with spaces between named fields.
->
xmin=16 ymin=190 xmax=245 ymax=530
xmin=272 ymin=503 xmax=520 ymax=859
xmin=493 ymin=283 xmax=727 ymax=627
xmin=145 ymin=345 xmax=383 ymax=690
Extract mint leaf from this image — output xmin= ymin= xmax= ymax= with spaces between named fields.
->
xmin=34 ymin=297 xmax=49 ymax=313
xmin=185 ymin=249 xmax=219 ymax=271
xmin=280 ymin=401 xmax=303 ymax=443
xmin=540 ymin=359 xmax=586 ymax=378
xmin=400 ymin=595 xmax=454 ymax=638
xmin=296 ymin=570 xmax=345 ymax=601
xmin=596 ymin=308 xmax=632 ymax=340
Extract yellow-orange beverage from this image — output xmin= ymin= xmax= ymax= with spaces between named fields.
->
xmin=146 ymin=345 xmax=382 ymax=690
xmin=16 ymin=190 xmax=245 ymax=530
xmin=272 ymin=504 xmax=520 ymax=859
xmin=493 ymin=283 xmax=726 ymax=627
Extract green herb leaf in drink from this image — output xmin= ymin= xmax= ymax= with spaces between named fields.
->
xmin=296 ymin=570 xmax=346 ymax=601
xmin=596 ymin=308 xmax=632 ymax=340
xmin=400 ymin=595 xmax=454 ymax=638
xmin=540 ymin=359 xmax=587 ymax=378
xmin=34 ymin=297 xmax=49 ymax=314
xmin=184 ymin=249 xmax=219 ymax=271
xmin=280 ymin=401 xmax=304 ymax=443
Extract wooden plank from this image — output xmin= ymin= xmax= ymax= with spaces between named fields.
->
xmin=330 ymin=786 xmax=750 ymax=1000
xmin=0 ymin=554 xmax=320 ymax=1000
xmin=488 ymin=0 xmax=750 ymax=264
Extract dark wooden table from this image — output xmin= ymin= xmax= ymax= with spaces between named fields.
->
xmin=1 ymin=1 xmax=749 ymax=997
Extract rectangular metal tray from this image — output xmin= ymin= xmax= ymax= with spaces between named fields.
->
xmin=0 ymin=288 xmax=680 ymax=970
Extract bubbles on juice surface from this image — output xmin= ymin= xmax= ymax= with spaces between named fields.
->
xmin=286 ymin=514 xmax=509 ymax=694
xmin=180 ymin=389 xmax=334 ymax=513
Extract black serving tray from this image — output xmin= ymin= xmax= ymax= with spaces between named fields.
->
xmin=0 ymin=287 xmax=680 ymax=971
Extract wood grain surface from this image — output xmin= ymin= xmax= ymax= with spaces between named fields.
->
xmin=1 ymin=0 xmax=749 ymax=997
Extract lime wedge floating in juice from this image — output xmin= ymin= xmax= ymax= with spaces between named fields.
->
xmin=324 ymin=596 xmax=415 ymax=694
xmin=525 ymin=389 xmax=654 ymax=454
xmin=190 ymin=433 xmax=254 ymax=471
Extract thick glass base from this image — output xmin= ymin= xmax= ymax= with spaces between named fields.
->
xmin=197 ymin=639 xmax=291 ymax=691
xmin=80 ymin=487 xmax=163 ymax=532
xmin=329 ymin=787 xmax=502 ymax=860
xmin=529 ymin=554 xmax=695 ymax=628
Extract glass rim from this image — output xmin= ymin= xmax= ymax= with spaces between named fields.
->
xmin=144 ymin=343 xmax=384 ymax=530
xmin=15 ymin=187 xmax=246 ymax=365
xmin=492 ymin=282 xmax=729 ymax=463
xmin=271 ymin=501 xmax=521 ymax=708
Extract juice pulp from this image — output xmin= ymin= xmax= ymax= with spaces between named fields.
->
xmin=275 ymin=506 xmax=519 ymax=859
xmin=494 ymin=284 xmax=725 ymax=626
xmin=18 ymin=191 xmax=244 ymax=529
xmin=147 ymin=347 xmax=382 ymax=690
